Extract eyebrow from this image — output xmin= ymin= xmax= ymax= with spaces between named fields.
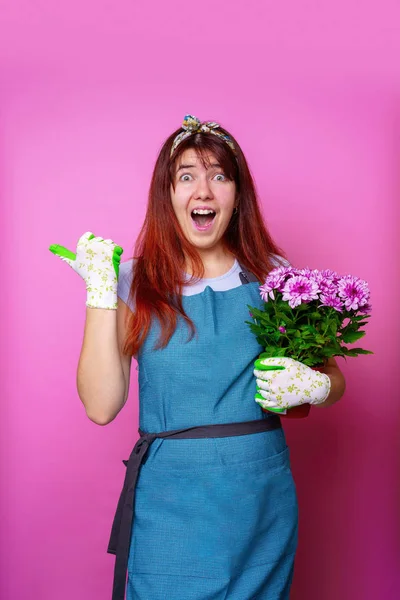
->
xmin=176 ymin=162 xmax=222 ymax=173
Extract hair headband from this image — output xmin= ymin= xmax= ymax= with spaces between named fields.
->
xmin=170 ymin=114 xmax=237 ymax=157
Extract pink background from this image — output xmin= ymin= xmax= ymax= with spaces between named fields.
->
xmin=1 ymin=1 xmax=399 ymax=599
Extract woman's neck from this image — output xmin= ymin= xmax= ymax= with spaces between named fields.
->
xmin=185 ymin=250 xmax=236 ymax=279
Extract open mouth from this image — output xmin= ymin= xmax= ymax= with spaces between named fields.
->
xmin=190 ymin=209 xmax=216 ymax=230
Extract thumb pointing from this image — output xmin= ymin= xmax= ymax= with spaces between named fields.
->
xmin=49 ymin=244 xmax=76 ymax=268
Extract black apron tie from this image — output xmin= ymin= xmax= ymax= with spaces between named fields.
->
xmin=107 ymin=415 xmax=281 ymax=600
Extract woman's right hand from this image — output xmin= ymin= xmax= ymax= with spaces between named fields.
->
xmin=49 ymin=231 xmax=124 ymax=309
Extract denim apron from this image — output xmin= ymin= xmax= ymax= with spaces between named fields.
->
xmin=108 ymin=263 xmax=298 ymax=599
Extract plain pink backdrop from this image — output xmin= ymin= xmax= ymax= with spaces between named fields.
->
xmin=1 ymin=2 xmax=399 ymax=599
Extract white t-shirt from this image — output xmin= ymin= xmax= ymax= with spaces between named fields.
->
xmin=117 ymin=254 xmax=290 ymax=311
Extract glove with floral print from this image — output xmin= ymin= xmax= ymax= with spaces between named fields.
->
xmin=253 ymin=357 xmax=331 ymax=414
xmin=49 ymin=231 xmax=123 ymax=309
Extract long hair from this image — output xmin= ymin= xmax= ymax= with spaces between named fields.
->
xmin=122 ymin=122 xmax=289 ymax=356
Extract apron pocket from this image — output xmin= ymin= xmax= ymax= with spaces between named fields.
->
xmin=128 ymin=447 xmax=298 ymax=578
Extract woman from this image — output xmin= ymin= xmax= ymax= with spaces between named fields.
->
xmin=49 ymin=115 xmax=345 ymax=599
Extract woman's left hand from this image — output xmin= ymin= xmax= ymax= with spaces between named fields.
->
xmin=253 ymin=357 xmax=331 ymax=411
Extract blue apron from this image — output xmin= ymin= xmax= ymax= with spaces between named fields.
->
xmin=110 ymin=264 xmax=298 ymax=599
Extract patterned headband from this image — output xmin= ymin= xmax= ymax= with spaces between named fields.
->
xmin=170 ymin=114 xmax=237 ymax=157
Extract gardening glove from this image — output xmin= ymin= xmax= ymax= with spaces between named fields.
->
xmin=253 ymin=357 xmax=331 ymax=413
xmin=49 ymin=231 xmax=123 ymax=309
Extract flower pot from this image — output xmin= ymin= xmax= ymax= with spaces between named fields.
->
xmin=260 ymin=364 xmax=324 ymax=419
xmin=262 ymin=403 xmax=311 ymax=419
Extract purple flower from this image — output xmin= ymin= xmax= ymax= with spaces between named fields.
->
xmin=281 ymin=275 xmax=320 ymax=308
xmin=337 ymin=275 xmax=370 ymax=311
xmin=259 ymin=266 xmax=293 ymax=301
xmin=296 ymin=267 xmax=317 ymax=278
xmin=319 ymin=293 xmax=344 ymax=312
xmin=278 ymin=326 xmax=286 ymax=333
xmin=359 ymin=303 xmax=372 ymax=315
xmin=259 ymin=266 xmax=372 ymax=317
xmin=319 ymin=280 xmax=337 ymax=295
xmin=318 ymin=271 xmax=339 ymax=294
xmin=320 ymin=269 xmax=340 ymax=282
xmin=295 ymin=268 xmax=339 ymax=294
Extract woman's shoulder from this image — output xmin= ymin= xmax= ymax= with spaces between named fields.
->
xmin=117 ymin=258 xmax=137 ymax=309
xmin=270 ymin=254 xmax=291 ymax=268
xmin=119 ymin=257 xmax=137 ymax=279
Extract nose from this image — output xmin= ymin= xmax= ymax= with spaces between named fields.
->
xmin=194 ymin=176 xmax=214 ymax=199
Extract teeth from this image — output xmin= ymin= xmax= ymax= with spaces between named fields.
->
xmin=192 ymin=209 xmax=216 ymax=215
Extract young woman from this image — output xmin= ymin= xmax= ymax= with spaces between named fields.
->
xmin=50 ymin=114 xmax=345 ymax=600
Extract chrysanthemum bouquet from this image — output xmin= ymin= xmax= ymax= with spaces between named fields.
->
xmin=246 ymin=265 xmax=373 ymax=415
xmin=247 ymin=265 xmax=373 ymax=366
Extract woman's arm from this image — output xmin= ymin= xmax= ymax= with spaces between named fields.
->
xmin=313 ymin=357 xmax=346 ymax=408
xmin=77 ymin=299 xmax=132 ymax=425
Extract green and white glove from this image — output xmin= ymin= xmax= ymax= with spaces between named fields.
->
xmin=253 ymin=357 xmax=331 ymax=414
xmin=49 ymin=231 xmax=124 ymax=309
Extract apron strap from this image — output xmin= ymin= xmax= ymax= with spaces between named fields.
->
xmin=237 ymin=261 xmax=259 ymax=284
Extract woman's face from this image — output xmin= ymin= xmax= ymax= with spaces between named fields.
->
xmin=170 ymin=149 xmax=237 ymax=254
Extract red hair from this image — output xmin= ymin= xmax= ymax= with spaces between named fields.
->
xmin=122 ymin=123 xmax=289 ymax=357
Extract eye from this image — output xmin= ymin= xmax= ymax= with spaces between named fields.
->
xmin=214 ymin=173 xmax=226 ymax=181
xmin=179 ymin=173 xmax=193 ymax=182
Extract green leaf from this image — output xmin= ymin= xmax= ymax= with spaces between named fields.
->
xmin=275 ymin=312 xmax=294 ymax=325
xmin=299 ymin=342 xmax=320 ymax=349
xmin=246 ymin=306 xmax=266 ymax=319
xmin=258 ymin=347 xmax=286 ymax=358
xmin=329 ymin=321 xmax=338 ymax=335
xmin=293 ymin=303 xmax=310 ymax=312
xmin=341 ymin=331 xmax=366 ymax=343
xmin=319 ymin=346 xmax=338 ymax=356
xmin=302 ymin=354 xmax=325 ymax=366
xmin=309 ymin=311 xmax=323 ymax=320
xmin=275 ymin=348 xmax=287 ymax=357
xmin=299 ymin=324 xmax=318 ymax=334
xmin=277 ymin=303 xmax=293 ymax=313
xmin=343 ymin=347 xmax=374 ymax=355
